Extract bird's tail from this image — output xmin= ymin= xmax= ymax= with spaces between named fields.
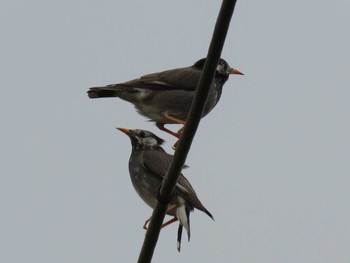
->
xmin=87 ymin=85 xmax=123 ymax=98
xmin=176 ymin=205 xmax=191 ymax=252
xmin=177 ymin=224 xmax=183 ymax=252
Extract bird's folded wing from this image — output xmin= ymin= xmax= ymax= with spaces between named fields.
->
xmin=141 ymin=150 xmax=194 ymax=194
xmin=141 ymin=150 xmax=213 ymax=218
xmin=141 ymin=150 xmax=198 ymax=197
xmin=120 ymin=67 xmax=202 ymax=91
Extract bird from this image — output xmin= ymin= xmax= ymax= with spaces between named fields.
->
xmin=88 ymin=58 xmax=243 ymax=138
xmin=117 ymin=128 xmax=213 ymax=251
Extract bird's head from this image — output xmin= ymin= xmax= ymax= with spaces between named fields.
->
xmin=193 ymin=58 xmax=243 ymax=82
xmin=117 ymin=128 xmax=165 ymax=150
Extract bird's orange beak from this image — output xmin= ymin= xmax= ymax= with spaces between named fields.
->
xmin=229 ymin=67 xmax=244 ymax=75
xmin=116 ymin=127 xmax=131 ymax=135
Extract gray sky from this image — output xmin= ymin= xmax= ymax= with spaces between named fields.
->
xmin=1 ymin=0 xmax=350 ymax=262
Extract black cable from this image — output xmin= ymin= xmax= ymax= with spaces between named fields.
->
xmin=137 ymin=1 xmax=238 ymax=262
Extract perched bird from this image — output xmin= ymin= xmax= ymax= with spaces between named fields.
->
xmin=117 ymin=128 xmax=213 ymax=251
xmin=89 ymin=58 xmax=243 ymax=138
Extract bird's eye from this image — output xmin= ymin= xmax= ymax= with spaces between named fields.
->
xmin=140 ymin=131 xmax=146 ymax=138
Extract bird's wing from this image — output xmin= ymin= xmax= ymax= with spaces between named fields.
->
xmin=135 ymin=66 xmax=202 ymax=90
xmin=140 ymin=150 xmax=178 ymax=179
xmin=95 ymin=66 xmax=202 ymax=92
xmin=141 ymin=150 xmax=197 ymax=198
xmin=141 ymin=150 xmax=213 ymax=218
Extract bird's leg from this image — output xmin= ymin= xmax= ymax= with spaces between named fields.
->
xmin=162 ymin=114 xmax=186 ymax=125
xmin=161 ymin=204 xmax=178 ymax=228
xmin=172 ymin=126 xmax=185 ymax=149
xmin=157 ymin=114 xmax=186 ymax=138
xmin=172 ymin=126 xmax=186 ymax=149
xmin=162 ymin=217 xmax=178 ymax=228
xmin=172 ymin=140 xmax=180 ymax=150
xmin=166 ymin=203 xmax=177 ymax=213
xmin=156 ymin=123 xmax=180 ymax=138
xmin=160 ymin=114 xmax=187 ymax=149
xmin=144 ymin=216 xmax=178 ymax=230
xmin=176 ymin=126 xmax=185 ymax=135
xmin=143 ymin=204 xmax=177 ymax=230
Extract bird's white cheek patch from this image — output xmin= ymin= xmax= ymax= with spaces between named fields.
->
xmin=143 ymin=137 xmax=158 ymax=147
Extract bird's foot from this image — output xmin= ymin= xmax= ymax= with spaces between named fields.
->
xmin=156 ymin=123 xmax=181 ymax=138
xmin=143 ymin=216 xmax=152 ymax=230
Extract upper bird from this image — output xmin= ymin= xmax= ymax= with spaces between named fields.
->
xmin=117 ymin=128 xmax=213 ymax=251
xmin=88 ymin=58 xmax=243 ymax=138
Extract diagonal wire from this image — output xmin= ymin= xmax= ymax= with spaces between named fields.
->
xmin=137 ymin=0 xmax=238 ymax=262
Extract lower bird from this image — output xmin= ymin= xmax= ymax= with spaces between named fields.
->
xmin=117 ymin=128 xmax=213 ymax=251
xmin=89 ymin=58 xmax=243 ymax=138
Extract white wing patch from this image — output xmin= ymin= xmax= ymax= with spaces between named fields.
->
xmin=149 ymin=80 xmax=170 ymax=86
xmin=176 ymin=183 xmax=190 ymax=194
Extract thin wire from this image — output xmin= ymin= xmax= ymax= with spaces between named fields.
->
xmin=137 ymin=1 xmax=238 ymax=262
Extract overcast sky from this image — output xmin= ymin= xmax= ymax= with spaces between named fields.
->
xmin=1 ymin=0 xmax=350 ymax=262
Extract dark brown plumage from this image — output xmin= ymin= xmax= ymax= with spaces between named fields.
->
xmin=117 ymin=128 xmax=213 ymax=251
xmin=89 ymin=58 xmax=243 ymax=137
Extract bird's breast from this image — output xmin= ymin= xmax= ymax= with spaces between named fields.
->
xmin=129 ymin=162 xmax=160 ymax=208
